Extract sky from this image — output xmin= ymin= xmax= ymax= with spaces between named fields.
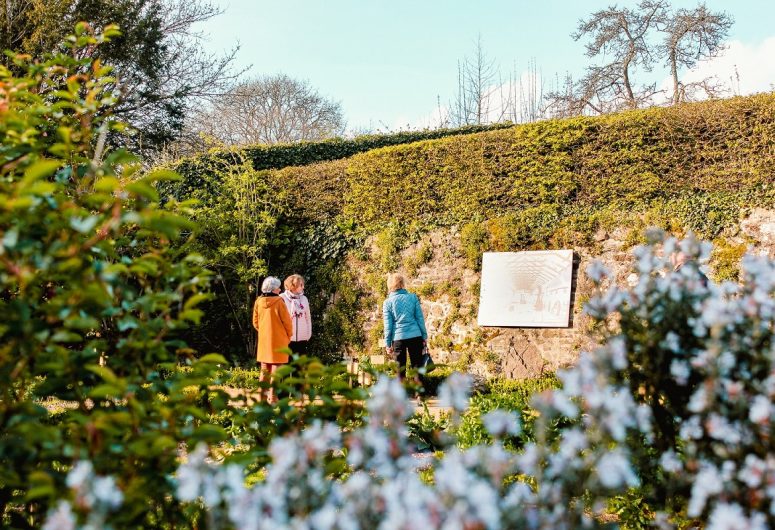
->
xmin=197 ymin=0 xmax=775 ymax=133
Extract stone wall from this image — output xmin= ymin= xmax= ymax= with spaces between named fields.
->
xmin=356 ymin=208 xmax=775 ymax=380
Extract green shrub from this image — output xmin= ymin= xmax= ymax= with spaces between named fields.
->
xmin=404 ymin=242 xmax=434 ymax=275
xmin=608 ymin=490 xmax=655 ymax=530
xmin=0 ymin=26 xmax=226 ymax=527
xmin=710 ymin=238 xmax=748 ymax=282
xmin=454 ymin=373 xmax=562 ymax=451
xmin=420 ymin=365 xmax=455 ymax=396
xmin=0 ymin=27 xmax=372 ymax=528
xmin=415 ymin=282 xmax=437 ymax=298
xmin=373 ymin=222 xmax=406 ymax=272
xmin=406 ymin=401 xmax=450 ymax=452
xmin=460 ymin=221 xmax=490 ymax=270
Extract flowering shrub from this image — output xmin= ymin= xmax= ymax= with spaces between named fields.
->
xmin=522 ymin=230 xmax=775 ymax=527
xmin=50 ymin=375 xmax=531 ymax=530
xmin=0 ymin=26 xmax=369 ymax=528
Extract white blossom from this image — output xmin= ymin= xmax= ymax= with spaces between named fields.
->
xmin=92 ymin=476 xmax=123 ymax=509
xmin=739 ymin=455 xmax=766 ymax=488
xmin=176 ymin=443 xmax=210 ymax=502
xmin=688 ymin=464 xmax=724 ymax=517
xmin=482 ymin=409 xmax=521 ymax=438
xmin=707 ymin=503 xmax=767 ymax=530
xmin=670 ymin=359 xmax=690 ymax=385
xmin=438 ymin=372 xmax=472 ymax=413
xmin=586 ymin=260 xmax=609 ymax=283
xmin=749 ymin=395 xmax=772 ymax=425
xmin=608 ymin=337 xmax=628 ymax=370
xmin=42 ymin=501 xmax=76 ymax=530
xmin=66 ymin=461 xmax=93 ymax=492
xmin=659 ymin=450 xmax=683 ymax=474
xmin=680 ymin=415 xmax=704 ymax=440
xmin=688 ymin=386 xmax=709 ymax=413
xmin=597 ymin=449 xmax=639 ymax=489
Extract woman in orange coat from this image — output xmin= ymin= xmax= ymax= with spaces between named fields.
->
xmin=252 ymin=276 xmax=292 ymax=403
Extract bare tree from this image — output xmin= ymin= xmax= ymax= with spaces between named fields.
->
xmin=661 ymin=4 xmax=733 ymax=104
xmin=192 ymin=74 xmax=346 ymax=145
xmin=496 ymin=59 xmax=546 ymax=124
xmin=547 ymin=0 xmax=668 ymax=116
xmin=518 ymin=59 xmax=545 ymax=123
xmin=450 ymin=35 xmax=500 ymax=126
xmin=545 ymin=72 xmax=582 ymax=118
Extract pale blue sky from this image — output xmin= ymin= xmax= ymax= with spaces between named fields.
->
xmin=199 ymin=1 xmax=775 ymax=132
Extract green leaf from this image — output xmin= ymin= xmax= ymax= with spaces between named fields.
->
xmin=23 ymin=181 xmax=57 ymax=196
xmin=23 ymin=160 xmax=61 ymax=182
xmin=86 ymin=365 xmax=119 ymax=385
xmin=117 ymin=317 xmax=138 ymax=331
xmin=66 ymin=315 xmax=100 ymax=330
xmin=144 ymin=169 xmax=181 ymax=183
xmin=196 ymin=353 xmax=228 ymax=365
xmin=183 ymin=293 xmax=211 ymax=311
xmin=51 ymin=330 xmax=82 ymax=343
xmin=126 ymin=181 xmax=159 ymax=202
xmin=151 ymin=435 xmax=177 ymax=453
xmin=89 ymin=384 xmax=122 ymax=399
xmin=94 ymin=176 xmax=120 ymax=193
xmin=70 ymin=215 xmax=99 ymax=234
xmin=179 ymin=309 xmax=204 ymax=324
xmin=192 ymin=424 xmax=227 ymax=443
xmin=24 ymin=485 xmax=55 ymax=501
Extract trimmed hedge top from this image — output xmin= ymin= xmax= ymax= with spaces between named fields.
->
xmin=268 ymin=94 xmax=775 ymax=241
xmin=167 ymin=123 xmax=516 ymax=200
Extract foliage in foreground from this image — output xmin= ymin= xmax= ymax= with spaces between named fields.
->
xmin=43 ymin=234 xmax=775 ymax=529
xmin=0 ymin=24 xmax=226 ymax=528
xmin=0 ymin=26 xmax=368 ymax=528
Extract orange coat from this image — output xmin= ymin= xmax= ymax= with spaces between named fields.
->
xmin=252 ymin=294 xmax=293 ymax=364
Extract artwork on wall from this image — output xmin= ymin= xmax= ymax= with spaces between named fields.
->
xmin=477 ymin=250 xmax=574 ymax=327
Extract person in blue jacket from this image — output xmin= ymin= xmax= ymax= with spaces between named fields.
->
xmin=383 ymin=273 xmax=428 ymax=381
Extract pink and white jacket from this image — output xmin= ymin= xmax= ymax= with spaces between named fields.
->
xmin=279 ymin=291 xmax=312 ymax=342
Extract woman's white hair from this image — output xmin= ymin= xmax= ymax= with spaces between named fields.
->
xmin=387 ymin=273 xmax=405 ymax=292
xmin=261 ymin=276 xmax=281 ymax=293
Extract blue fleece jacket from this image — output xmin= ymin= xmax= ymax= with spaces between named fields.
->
xmin=382 ymin=289 xmax=428 ymax=347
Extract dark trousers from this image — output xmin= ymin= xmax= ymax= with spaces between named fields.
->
xmin=289 ymin=340 xmax=309 ymax=355
xmin=393 ymin=336 xmax=424 ymax=378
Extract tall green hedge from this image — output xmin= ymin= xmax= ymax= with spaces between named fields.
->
xmin=167 ymin=123 xmax=515 ymax=200
xmin=265 ymin=93 xmax=775 ymax=240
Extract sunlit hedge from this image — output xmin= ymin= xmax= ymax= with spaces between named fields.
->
xmin=167 ymin=123 xmax=515 ymax=202
xmin=268 ymin=94 xmax=775 ymax=239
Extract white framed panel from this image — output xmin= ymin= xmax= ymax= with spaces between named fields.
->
xmin=477 ymin=250 xmax=573 ymax=327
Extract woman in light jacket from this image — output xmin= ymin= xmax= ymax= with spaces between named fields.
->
xmin=280 ymin=274 xmax=312 ymax=355
xmin=382 ymin=273 xmax=428 ymax=381
xmin=253 ymin=276 xmax=292 ymax=403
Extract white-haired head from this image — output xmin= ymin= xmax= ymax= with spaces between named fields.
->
xmin=261 ymin=276 xmax=281 ymax=293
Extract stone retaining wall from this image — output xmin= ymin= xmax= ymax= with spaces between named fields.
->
xmin=355 ymin=209 xmax=775 ymax=380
